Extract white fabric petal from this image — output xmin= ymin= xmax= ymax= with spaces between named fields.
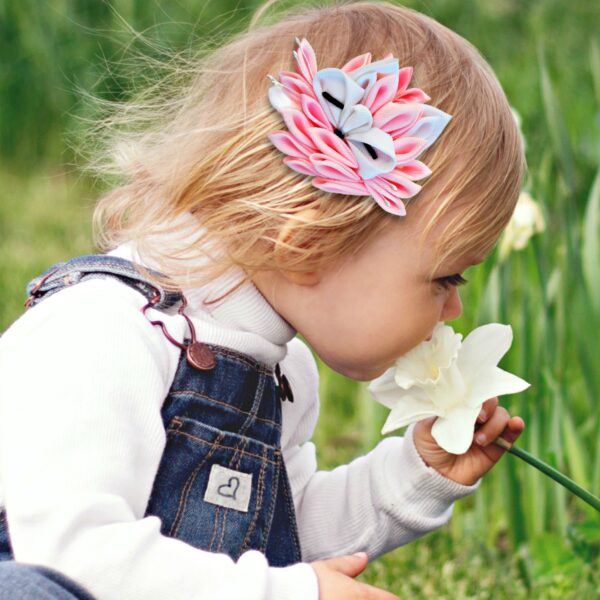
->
xmin=340 ymin=104 xmax=372 ymax=135
xmin=268 ymin=85 xmax=296 ymax=112
xmin=349 ymin=57 xmax=399 ymax=96
xmin=466 ymin=367 xmax=531 ymax=408
xmin=313 ymin=68 xmax=364 ymax=129
xmin=431 ymin=405 xmax=480 ymax=454
xmin=347 ymin=127 xmax=396 ymax=179
xmin=458 ymin=324 xmax=513 ymax=382
xmin=404 ymin=105 xmax=452 ymax=152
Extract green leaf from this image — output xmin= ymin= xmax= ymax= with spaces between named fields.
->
xmin=529 ymin=533 xmax=586 ymax=579
xmin=582 ymin=168 xmax=600 ymax=313
xmin=538 ymin=46 xmax=575 ymax=191
xmin=568 ymin=518 xmax=600 ymax=562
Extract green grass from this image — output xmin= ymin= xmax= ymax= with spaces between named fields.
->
xmin=0 ymin=170 xmax=94 ymax=328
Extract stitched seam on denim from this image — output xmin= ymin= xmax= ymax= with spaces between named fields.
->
xmin=168 ymin=430 xmax=225 ymax=538
xmin=257 ymin=452 xmax=282 ymax=556
xmin=169 ymin=417 xmax=280 ymax=456
xmin=213 ymin=432 xmax=245 ymax=552
xmin=29 ymin=271 xmax=176 ymax=309
xmin=45 ymin=258 xmax=149 ymax=277
xmin=202 ymin=346 xmax=274 ymax=375
xmin=28 ymin=256 xmax=179 ymax=308
xmin=240 ymin=443 xmax=269 ymax=553
xmin=208 ymin=506 xmax=222 ymax=552
xmin=169 ymin=390 xmax=281 ymax=430
xmin=37 ymin=261 xmax=153 ymax=288
xmin=238 ymin=369 xmax=267 ymax=437
xmin=280 ymin=460 xmax=303 ymax=561
xmin=214 ymin=435 xmax=247 ymax=553
xmin=165 ymin=429 xmax=280 ymax=466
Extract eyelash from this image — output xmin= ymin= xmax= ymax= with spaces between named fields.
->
xmin=435 ymin=273 xmax=468 ymax=289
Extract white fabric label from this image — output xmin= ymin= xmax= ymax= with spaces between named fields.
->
xmin=204 ymin=464 xmax=253 ymax=512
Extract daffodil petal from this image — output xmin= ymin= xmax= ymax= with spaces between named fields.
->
xmin=394 ymin=323 xmax=461 ymax=388
xmin=431 ymin=405 xmax=480 ymax=454
xmin=458 ymin=324 xmax=513 ymax=381
xmin=368 ymin=368 xmax=403 ymax=409
xmin=381 ymin=398 xmax=440 ymax=434
xmin=377 ymin=388 xmax=440 ymax=433
xmin=466 ymin=367 xmax=531 ymax=408
xmin=370 ymin=370 xmax=430 ymax=411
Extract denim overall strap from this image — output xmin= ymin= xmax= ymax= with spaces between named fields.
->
xmin=25 ymin=254 xmax=181 ymax=310
xmin=0 ymin=254 xmax=302 ymax=573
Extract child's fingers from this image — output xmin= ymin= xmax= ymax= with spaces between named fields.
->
xmin=314 ymin=553 xmax=369 ymax=578
xmin=476 ymin=397 xmax=498 ymax=423
xmin=499 ymin=416 xmax=525 ymax=445
xmin=474 ymin=405 xmax=510 ymax=446
xmin=357 ymin=582 xmax=400 ymax=599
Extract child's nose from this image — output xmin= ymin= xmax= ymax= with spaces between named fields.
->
xmin=441 ymin=286 xmax=463 ymax=321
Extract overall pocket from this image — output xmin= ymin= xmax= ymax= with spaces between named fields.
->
xmin=145 ymin=416 xmax=282 ymax=560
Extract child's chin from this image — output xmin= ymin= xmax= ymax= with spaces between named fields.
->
xmin=333 ymin=362 xmax=389 ymax=382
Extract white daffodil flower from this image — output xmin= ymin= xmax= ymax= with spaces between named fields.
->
xmin=368 ymin=322 xmax=530 ymax=454
xmin=499 ymin=191 xmax=546 ymax=260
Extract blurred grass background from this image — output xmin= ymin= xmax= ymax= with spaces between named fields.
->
xmin=2 ymin=0 xmax=600 ymax=597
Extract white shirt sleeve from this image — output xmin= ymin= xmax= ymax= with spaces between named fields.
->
xmin=279 ymin=338 xmax=481 ymax=562
xmin=0 ymin=280 xmax=318 ymax=600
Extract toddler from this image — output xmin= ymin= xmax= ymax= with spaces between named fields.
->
xmin=0 ymin=2 xmax=526 ymax=599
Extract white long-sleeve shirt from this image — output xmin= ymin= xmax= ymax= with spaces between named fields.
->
xmin=0 ymin=240 xmax=480 ymax=600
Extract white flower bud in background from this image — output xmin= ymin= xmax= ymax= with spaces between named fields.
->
xmin=499 ymin=191 xmax=546 ymax=260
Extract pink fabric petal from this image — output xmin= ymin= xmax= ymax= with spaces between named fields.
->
xmin=396 ymin=67 xmax=413 ymax=96
xmin=396 ymin=87 xmax=431 ymax=104
xmin=309 ymin=153 xmax=361 ymax=181
xmin=308 ymin=127 xmax=358 ymax=168
xmin=283 ymin=157 xmax=319 ymax=176
xmin=362 ymin=74 xmax=398 ymax=113
xmin=294 ymin=38 xmax=318 ymax=83
xmin=341 ymin=52 xmax=372 ymax=73
xmin=393 ymin=136 xmax=428 ymax=163
xmin=281 ymin=108 xmax=317 ymax=150
xmin=373 ymin=103 xmax=422 ymax=138
xmin=396 ymin=160 xmax=432 ymax=181
xmin=301 ymin=95 xmax=332 ymax=130
xmin=380 ymin=170 xmax=422 ymax=198
xmin=268 ymin=131 xmax=311 ymax=159
xmin=312 ymin=177 xmax=369 ymax=196
xmin=280 ymin=72 xmax=316 ymax=99
xmin=364 ymin=178 xmax=406 ymax=216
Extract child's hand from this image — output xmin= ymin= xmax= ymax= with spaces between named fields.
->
xmin=412 ymin=397 xmax=525 ymax=486
xmin=311 ymin=553 xmax=399 ymax=599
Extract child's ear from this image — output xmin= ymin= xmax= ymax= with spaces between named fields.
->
xmin=274 ymin=208 xmax=323 ymax=286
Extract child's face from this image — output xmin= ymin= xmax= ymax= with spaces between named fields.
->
xmin=254 ymin=207 xmax=484 ymax=381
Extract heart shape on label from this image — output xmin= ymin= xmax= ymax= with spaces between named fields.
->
xmin=217 ymin=476 xmax=240 ymax=500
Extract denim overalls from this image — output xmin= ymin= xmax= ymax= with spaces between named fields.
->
xmin=0 ymin=255 xmax=301 ymax=598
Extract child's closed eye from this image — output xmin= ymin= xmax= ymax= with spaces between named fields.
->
xmin=435 ymin=273 xmax=468 ymax=289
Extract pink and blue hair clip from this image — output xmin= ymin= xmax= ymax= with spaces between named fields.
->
xmin=267 ymin=37 xmax=452 ymax=216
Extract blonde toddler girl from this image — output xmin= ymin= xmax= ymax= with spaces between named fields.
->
xmin=0 ymin=2 xmax=525 ymax=598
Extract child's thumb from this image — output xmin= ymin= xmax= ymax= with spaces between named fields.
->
xmin=319 ymin=552 xmax=369 ymax=577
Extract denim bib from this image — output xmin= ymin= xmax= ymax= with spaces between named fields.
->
xmin=0 ymin=255 xmax=302 ymax=567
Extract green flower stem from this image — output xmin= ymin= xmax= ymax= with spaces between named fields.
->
xmin=493 ymin=437 xmax=600 ymax=512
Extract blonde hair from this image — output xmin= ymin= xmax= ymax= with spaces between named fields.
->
xmin=91 ymin=0 xmax=524 ymax=290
